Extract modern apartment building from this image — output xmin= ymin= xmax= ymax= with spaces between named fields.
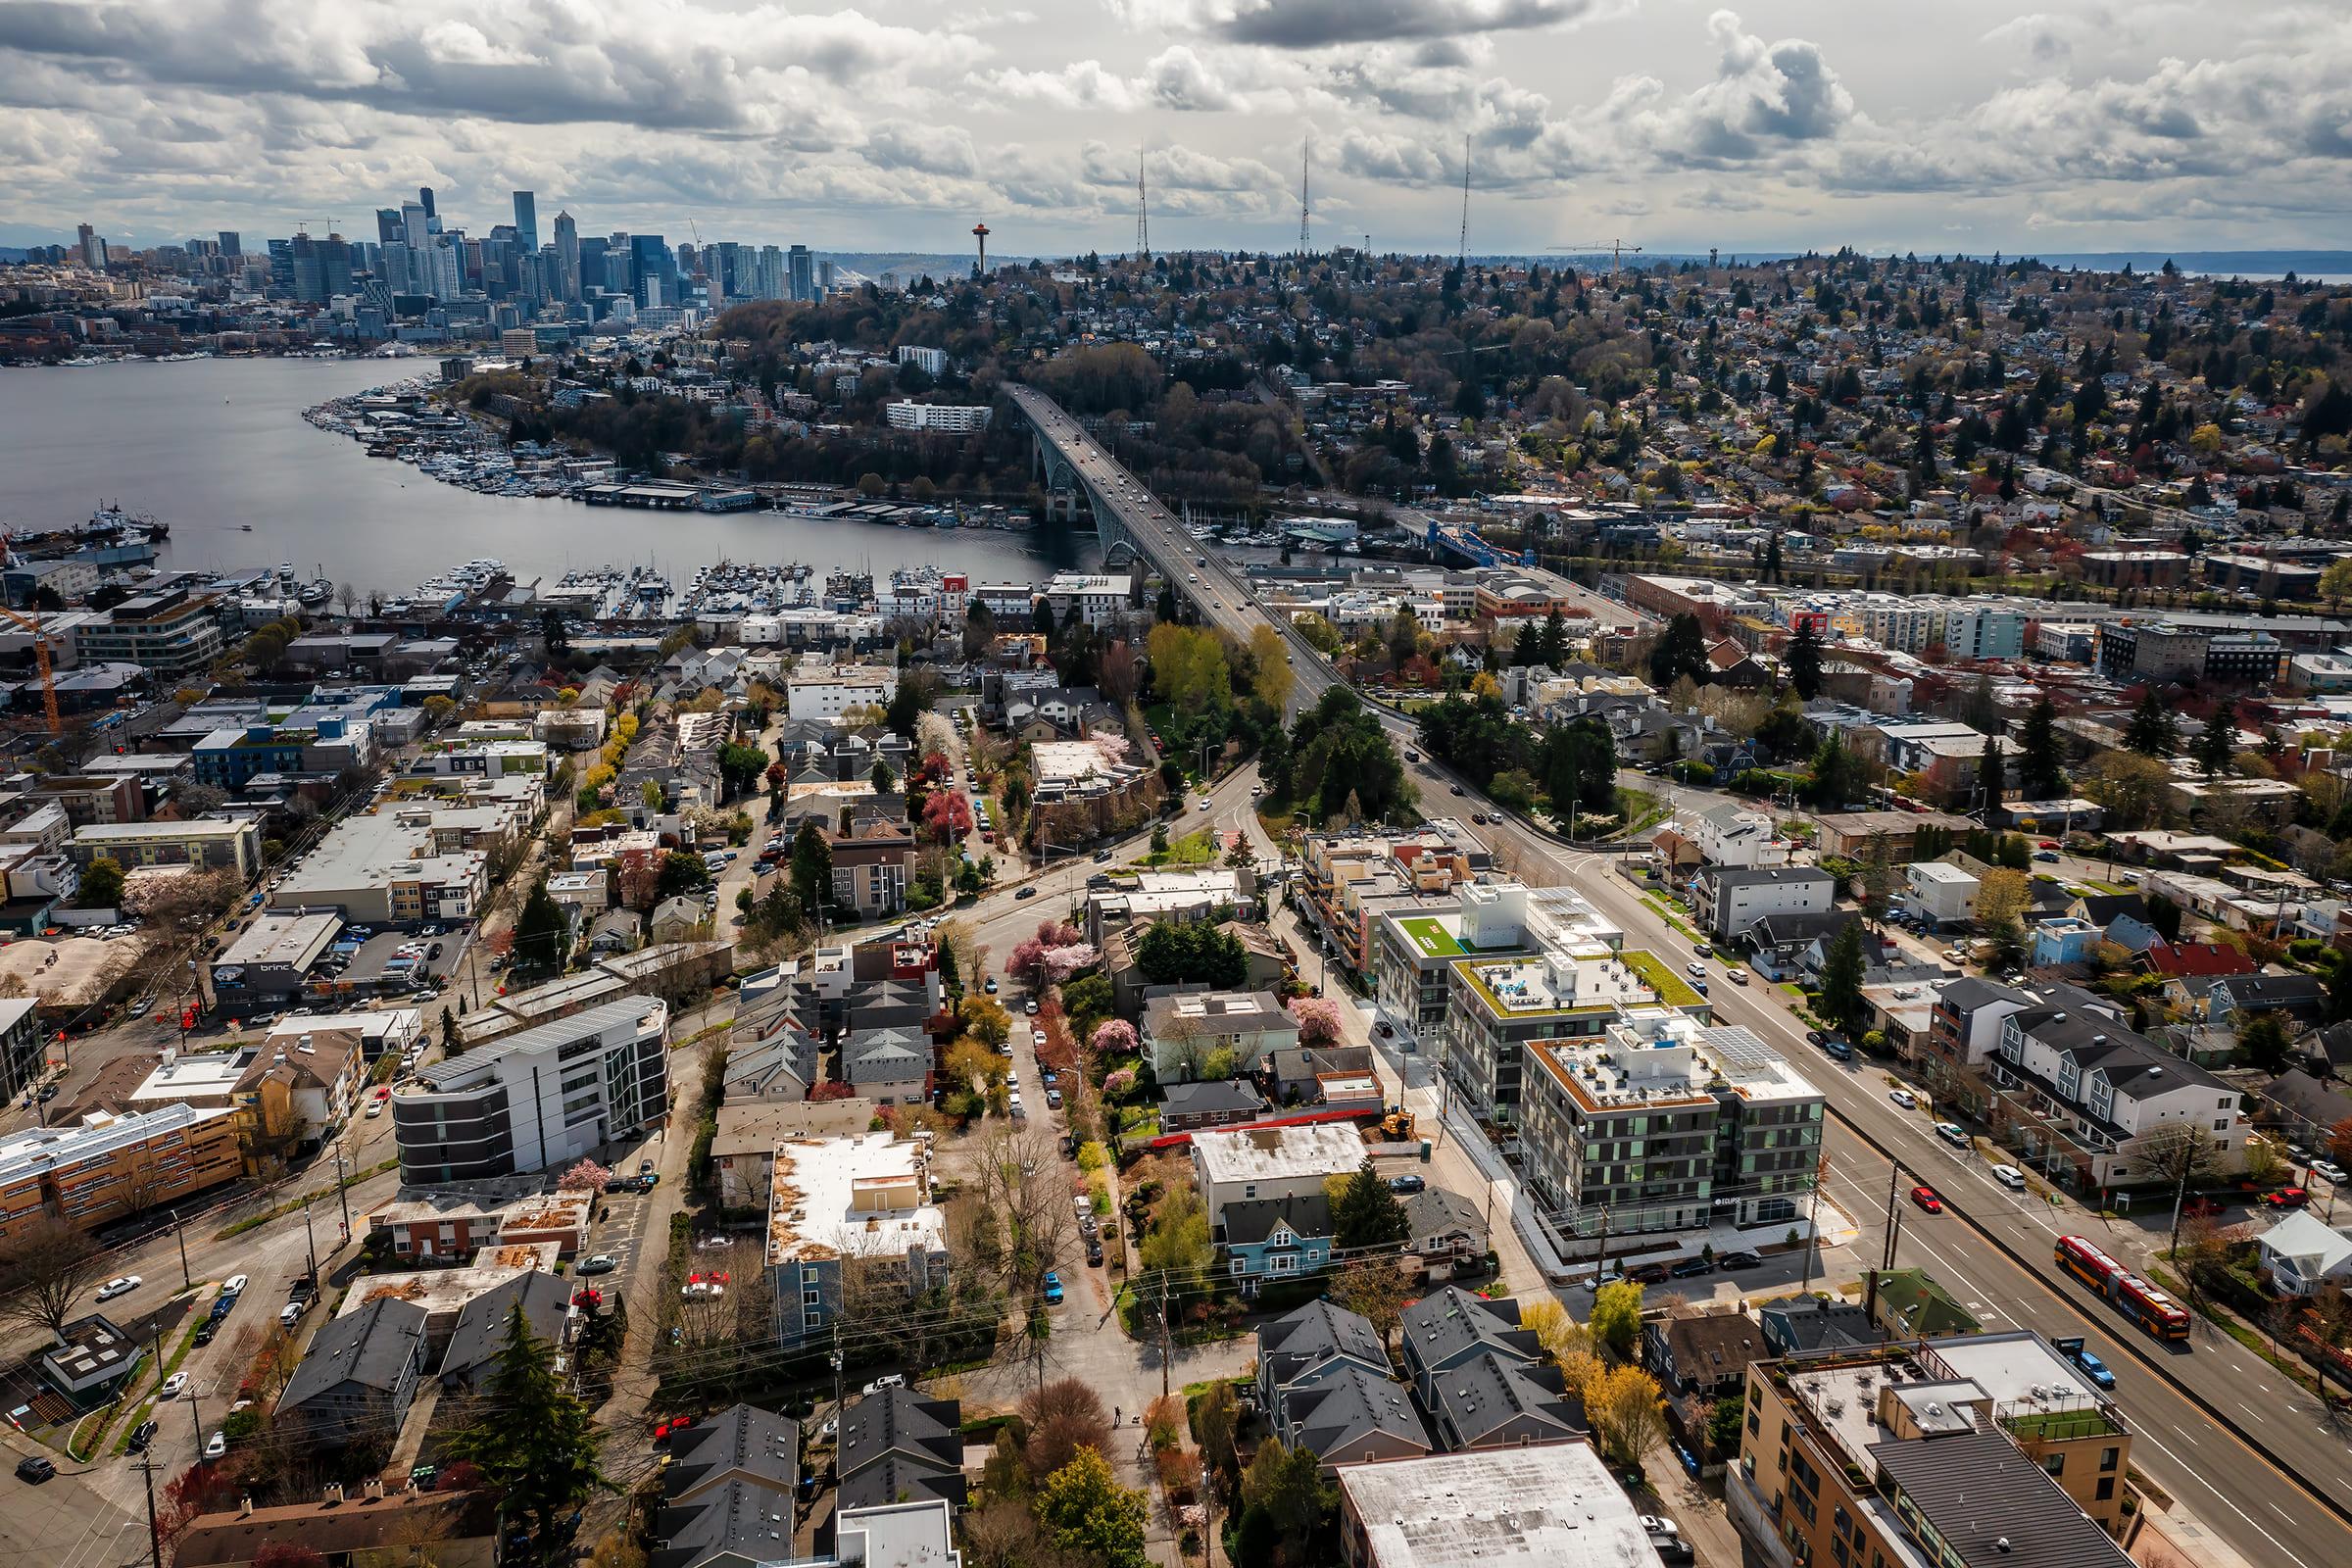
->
xmin=1984 ymin=1002 xmax=2244 ymax=1190
xmin=67 ymin=817 xmax=264 ymax=881
xmin=883 ymin=401 xmax=993 ymax=433
xmin=1696 ymin=866 xmax=1836 ymax=945
xmin=784 ymin=663 xmax=899 ymax=721
xmin=1519 ymin=1013 xmax=1823 ymax=1245
xmin=70 ymin=587 xmax=226 ymax=674
xmin=391 ymin=998 xmax=669 ymax=1183
xmin=1373 ymin=882 xmax=1544 ymax=1040
xmin=765 ymin=1132 xmax=949 ymax=1347
xmin=1438 ymin=947 xmax=1683 ymax=1126
xmin=1731 ymin=1335 xmax=2136 ymax=1568
xmin=0 ymin=1105 xmax=245 ymax=1246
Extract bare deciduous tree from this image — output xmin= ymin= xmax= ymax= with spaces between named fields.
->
xmin=0 ymin=1218 xmax=107 ymax=1343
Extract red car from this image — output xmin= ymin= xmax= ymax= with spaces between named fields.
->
xmin=1910 ymin=1185 xmax=1943 ymax=1213
xmin=2261 ymin=1187 xmax=2311 ymax=1208
xmin=2036 ymin=840 xmax=2060 ymax=850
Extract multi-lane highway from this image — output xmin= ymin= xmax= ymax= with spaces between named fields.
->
xmin=1007 ymin=383 xmax=2352 ymax=1568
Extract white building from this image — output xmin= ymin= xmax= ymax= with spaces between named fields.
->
xmin=1986 ymin=1004 xmax=2244 ymax=1187
xmin=1906 ymin=861 xmax=1981 ymax=927
xmin=390 ymin=998 xmax=669 ymax=1182
xmin=1697 ymin=866 xmax=1835 ymax=944
xmin=893 ymin=345 xmax=948 ymax=374
xmin=765 ymin=1132 xmax=949 ymax=1346
xmin=1041 ymin=571 xmax=1134 ymax=628
xmin=785 ymin=663 xmax=900 ymax=721
xmin=1690 ymin=803 xmax=1790 ymax=869
xmin=884 ymin=402 xmax=991 ymax=433
xmin=1190 ymin=1123 xmax=1367 ymax=1228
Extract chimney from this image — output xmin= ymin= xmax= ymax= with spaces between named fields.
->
xmin=321 ymin=1483 xmax=345 ymax=1505
xmin=363 ymin=1477 xmax=385 ymax=1500
xmin=239 ymin=1496 xmax=254 ymax=1518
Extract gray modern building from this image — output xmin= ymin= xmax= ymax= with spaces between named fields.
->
xmin=391 ymin=998 xmax=669 ymax=1183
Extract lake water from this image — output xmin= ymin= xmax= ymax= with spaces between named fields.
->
xmin=0 ymin=358 xmax=1098 ymax=595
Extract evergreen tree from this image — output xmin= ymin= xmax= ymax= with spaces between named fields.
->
xmin=2122 ymin=690 xmax=2180 ymax=758
xmin=1978 ymin=737 xmax=2005 ymax=821
xmin=513 ymin=877 xmax=569 ymax=971
xmin=1786 ymin=620 xmax=1825 ymax=701
xmin=2193 ymin=700 xmax=2238 ymax=779
xmin=1648 ymin=613 xmax=1710 ymax=689
xmin=2016 ymin=696 xmax=2066 ymax=800
xmin=1155 ymin=581 xmax=1180 ymax=623
xmin=788 ymin=819 xmax=832 ymax=913
xmin=1330 ymin=1163 xmax=1411 ymax=1251
xmin=1033 ymin=599 xmax=1058 ymax=637
xmin=1538 ymin=608 xmax=1570 ymax=668
xmin=1817 ymin=922 xmax=1868 ymax=1037
xmin=1510 ymin=620 xmax=1544 ymax=667
xmin=444 ymin=1302 xmax=604 ymax=1539
xmin=1764 ymin=531 xmax=1785 ymax=583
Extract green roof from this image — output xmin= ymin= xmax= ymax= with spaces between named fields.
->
xmin=1621 ymin=950 xmax=1705 ymax=1009
xmin=1397 ymin=915 xmax=1467 ymax=959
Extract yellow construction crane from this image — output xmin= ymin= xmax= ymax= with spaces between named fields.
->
xmin=0 ymin=605 xmax=60 ymax=734
xmin=1551 ymin=239 xmax=1643 ymax=273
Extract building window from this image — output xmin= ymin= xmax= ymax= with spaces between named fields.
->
xmin=2095 ymin=1477 xmax=2116 ymax=1501
xmin=2099 ymin=1446 xmax=2119 ymax=1472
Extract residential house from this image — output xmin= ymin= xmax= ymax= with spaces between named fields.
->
xmin=1264 ymin=1043 xmax=1375 ymax=1105
xmin=2203 ymin=973 xmax=2329 ymax=1029
xmin=173 ymin=1489 xmax=502 ymax=1568
xmin=1217 ymin=1194 xmax=1334 ymax=1292
xmin=1144 ymin=990 xmax=1298 ymax=1083
xmin=1986 ymin=1004 xmax=2245 ymax=1189
xmin=1191 ymin=1123 xmax=1367 ymax=1229
xmin=649 ymin=896 xmax=707 ymax=945
xmin=837 ymin=1386 xmax=966 ymax=1511
xmin=1268 ymin=1361 xmax=1432 ymax=1472
xmin=277 ymin=1296 xmax=429 ymax=1447
xmin=2030 ymin=917 xmax=2102 ymax=968
xmin=438 ymin=1271 xmax=570 ymax=1391
xmin=1755 ymin=1295 xmax=1886 ymax=1356
xmin=1256 ymin=1299 xmax=1392 ymax=1419
xmin=1696 ymin=866 xmax=1834 ymax=945
xmin=1422 ymin=1348 xmax=1585 ymax=1453
xmin=1642 ymin=1309 xmax=1768 ymax=1401
xmin=2255 ymin=1210 xmax=2352 ymax=1298
xmin=838 ymin=1026 xmax=931 ymax=1108
xmin=1690 ymin=803 xmax=1790 ymax=869
xmin=1400 ymin=1187 xmax=1489 ymax=1273
xmin=1157 ymin=1078 xmax=1267 ymax=1133
xmin=1864 ymin=1267 xmax=1982 ymax=1339
xmin=1922 ymin=978 xmax=2104 ymax=1117
xmin=1905 ymin=860 xmax=1980 ymax=928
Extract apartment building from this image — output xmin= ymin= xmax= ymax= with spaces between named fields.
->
xmin=1731 ymin=1336 xmax=2135 ymax=1568
xmin=71 ymin=587 xmax=226 ymax=674
xmin=67 ymin=817 xmax=263 ymax=880
xmin=1191 ymin=1123 xmax=1367 ymax=1228
xmin=827 ymin=816 xmax=915 ymax=917
xmin=0 ymin=1104 xmax=245 ymax=1246
xmin=765 ymin=1132 xmax=949 ymax=1347
xmin=785 ymin=663 xmax=898 ymax=721
xmin=1143 ymin=990 xmax=1298 ymax=1083
xmin=1337 ymin=1446 xmax=1664 ymax=1568
xmin=1984 ymin=1002 xmax=2243 ymax=1190
xmin=1372 ymin=882 xmax=1544 ymax=1039
xmin=1299 ymin=830 xmax=1473 ymax=975
xmin=1520 ymin=1013 xmax=1823 ymax=1245
xmin=1696 ymin=866 xmax=1836 ymax=945
xmin=883 ymin=401 xmax=991 ymax=433
xmin=1439 ymin=947 xmax=1680 ymax=1126
xmin=391 ymin=998 xmax=669 ymax=1182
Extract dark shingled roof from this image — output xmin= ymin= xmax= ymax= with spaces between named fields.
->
xmin=439 ymin=1271 xmax=571 ymax=1385
xmin=1220 ymin=1193 xmax=1331 ymax=1246
xmin=1424 ymin=1348 xmax=1585 ymax=1448
xmin=1278 ymin=1363 xmax=1431 ymax=1462
xmin=1399 ymin=1286 xmax=1535 ymax=1375
xmin=663 ymin=1401 xmax=802 ymax=1500
xmin=837 ymin=1387 xmax=965 ymax=1511
xmin=1870 ymin=1428 xmax=2134 ymax=1568
xmin=279 ymin=1296 xmax=427 ymax=1414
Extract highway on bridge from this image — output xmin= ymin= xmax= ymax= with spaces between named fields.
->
xmin=1006 ymin=382 xmax=2352 ymax=1568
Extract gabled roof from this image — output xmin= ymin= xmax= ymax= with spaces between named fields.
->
xmin=1425 ymin=1348 xmax=1585 ymax=1447
xmin=1279 ymin=1363 xmax=1430 ymax=1461
xmin=1399 ymin=1286 xmax=1535 ymax=1374
xmin=1219 ymin=1194 xmax=1331 ymax=1247
xmin=2073 ymin=892 xmax=2145 ymax=927
xmin=2214 ymin=973 xmax=2328 ymax=1009
xmin=280 ymin=1296 xmax=426 ymax=1413
xmin=440 ymin=1272 xmax=570 ymax=1384
xmin=1258 ymin=1298 xmax=1387 ymax=1389
xmin=1751 ymin=907 xmax=1860 ymax=950
xmin=664 ymin=1402 xmax=802 ymax=1500
xmin=1159 ymin=1078 xmax=1267 ymax=1118
xmin=649 ymin=1477 xmax=800 ymax=1568
xmin=1658 ymin=1310 xmax=1768 ymax=1385
xmin=2144 ymin=939 xmax=2255 ymax=979
xmin=1402 ymin=1186 xmax=1487 ymax=1245
xmin=837 ymin=1387 xmax=963 ymax=1510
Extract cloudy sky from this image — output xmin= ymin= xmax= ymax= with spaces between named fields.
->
xmin=2 ymin=0 xmax=2347 ymax=258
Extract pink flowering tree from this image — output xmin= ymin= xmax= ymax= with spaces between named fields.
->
xmin=1102 ymin=1067 xmax=1137 ymax=1100
xmin=1041 ymin=944 xmax=1100 ymax=985
xmin=1035 ymin=919 xmax=1081 ymax=947
xmin=921 ymin=790 xmax=974 ymax=845
xmin=557 ymin=1158 xmax=612 ymax=1192
xmin=1289 ymin=997 xmax=1345 ymax=1048
xmin=1006 ymin=937 xmax=1048 ymax=988
xmin=1090 ymin=1019 xmax=1139 ymax=1057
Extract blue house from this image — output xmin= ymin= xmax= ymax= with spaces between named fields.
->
xmin=1216 ymin=1194 xmax=1333 ymax=1294
xmin=2029 ymin=916 xmax=2101 ymax=968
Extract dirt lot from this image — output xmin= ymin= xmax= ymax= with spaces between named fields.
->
xmin=0 ymin=932 xmax=144 ymax=1008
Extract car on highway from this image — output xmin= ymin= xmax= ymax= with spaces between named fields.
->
xmin=1042 ymin=1270 xmax=1064 ymax=1305
xmin=1909 ymin=1185 xmax=1943 ymax=1213
xmin=1934 ymin=1122 xmax=1970 ymax=1149
xmin=2033 ymin=850 xmax=2060 ymax=862
xmin=96 ymin=1274 xmax=142 ymax=1302
xmin=1888 ymin=1088 xmax=1918 ymax=1110
xmin=1988 ymin=1163 xmax=2027 ymax=1190
xmin=1685 ymin=961 xmax=1706 ymax=979
xmin=1015 ymin=885 xmax=1037 ymax=900
xmin=1449 ymin=784 xmax=1464 ymax=796
xmin=1692 ymin=943 xmax=1712 ymax=958
xmin=2062 ymin=1343 xmax=2117 ymax=1390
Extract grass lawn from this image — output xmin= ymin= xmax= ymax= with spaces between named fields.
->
xmin=1622 ymin=950 xmax=1705 ymax=1007
xmin=1144 ymin=828 xmax=1219 ymax=867
xmin=1640 ymin=889 xmax=1700 ymax=940
xmin=1615 ymin=787 xmax=1668 ymax=837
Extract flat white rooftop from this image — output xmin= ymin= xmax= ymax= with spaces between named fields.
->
xmin=766 ymin=1132 xmax=946 ymax=1267
xmin=1337 ymin=1446 xmax=1663 ymax=1568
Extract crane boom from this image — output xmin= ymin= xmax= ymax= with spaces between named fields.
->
xmin=0 ymin=605 xmax=61 ymax=734
xmin=1548 ymin=239 xmax=1644 ymax=273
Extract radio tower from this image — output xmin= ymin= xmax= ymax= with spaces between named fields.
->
xmin=1457 ymin=133 xmax=1471 ymax=273
xmin=1137 ymin=147 xmax=1151 ymax=262
xmin=1298 ymin=140 xmax=1311 ymax=256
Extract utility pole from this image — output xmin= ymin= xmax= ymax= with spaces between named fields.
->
xmin=1158 ymin=1273 xmax=1172 ymax=1401
xmin=301 ymin=1192 xmax=318 ymax=1285
xmin=138 ymin=1449 xmax=162 ymax=1568
xmin=1591 ymin=1203 xmax=1613 ymax=1282
xmin=1866 ymin=1158 xmax=1902 ymax=1322
xmin=1800 ymin=1156 xmax=1826 ymax=1295
xmin=171 ymin=1209 xmax=189 ymax=1291
xmin=333 ymin=1141 xmax=353 ymax=1249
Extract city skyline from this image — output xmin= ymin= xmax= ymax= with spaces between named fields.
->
xmin=0 ymin=1 xmax=2345 ymax=257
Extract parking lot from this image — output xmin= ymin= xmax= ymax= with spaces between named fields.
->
xmin=579 ymin=1173 xmax=659 ymax=1309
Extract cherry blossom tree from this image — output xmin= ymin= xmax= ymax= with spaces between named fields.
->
xmin=1290 ymin=997 xmax=1345 ymax=1048
xmin=1090 ymin=1019 xmax=1139 ymax=1056
xmin=1040 ymin=944 xmax=1100 ymax=985
xmin=1007 ymin=938 xmax=1049 ymax=988
xmin=556 ymin=1159 xmax=612 ymax=1192
xmin=922 ymin=790 xmax=975 ymax=845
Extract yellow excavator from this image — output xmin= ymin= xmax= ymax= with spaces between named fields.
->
xmin=1379 ymin=1104 xmax=1417 ymax=1141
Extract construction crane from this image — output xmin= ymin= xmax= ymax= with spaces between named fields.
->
xmin=0 ymin=606 xmax=62 ymax=734
xmin=1550 ymin=239 xmax=1643 ymax=273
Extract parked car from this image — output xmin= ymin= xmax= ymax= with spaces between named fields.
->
xmin=17 ymin=1455 xmax=56 ymax=1484
xmin=2262 ymin=1187 xmax=2312 ymax=1208
xmin=221 ymin=1274 xmax=247 ymax=1297
xmin=2060 ymin=1341 xmax=2116 ymax=1390
xmin=1887 ymin=1089 xmax=1918 ymax=1110
xmin=859 ymin=1374 xmax=906 ymax=1396
xmin=126 ymin=1419 xmax=159 ymax=1454
xmin=1717 ymin=1250 xmax=1764 ymax=1272
xmin=2314 ymin=1160 xmax=2348 ymax=1186
xmin=1669 ymin=1256 xmax=1716 ymax=1279
xmin=1042 ymin=1271 xmax=1064 ymax=1305
xmin=159 ymin=1371 xmax=189 ymax=1401
xmin=577 ymin=1254 xmax=616 ymax=1275
xmin=204 ymin=1432 xmax=227 ymax=1461
xmin=1086 ymin=1239 xmax=1105 ymax=1266
xmin=1387 ymin=1173 xmax=1427 ymax=1194
xmin=1628 ymin=1262 xmax=1673 ymax=1285
xmin=1935 ymin=1122 xmax=1969 ymax=1149
xmin=1988 ymin=1164 xmax=2027 ymax=1191
xmin=278 ymin=1302 xmax=305 ymax=1328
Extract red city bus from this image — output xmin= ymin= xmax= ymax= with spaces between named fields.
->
xmin=2056 ymin=1236 xmax=2190 ymax=1344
